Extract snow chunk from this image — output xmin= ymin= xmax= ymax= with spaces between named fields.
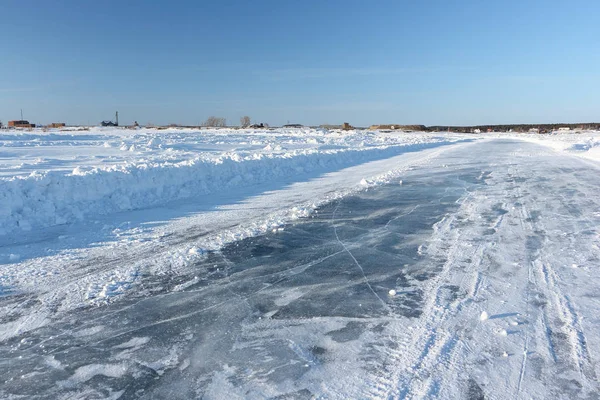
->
xmin=188 ymin=246 xmax=205 ymax=256
xmin=58 ymin=363 xmax=128 ymax=388
xmin=114 ymin=337 xmax=150 ymax=349
xmin=71 ymin=166 xmax=86 ymax=176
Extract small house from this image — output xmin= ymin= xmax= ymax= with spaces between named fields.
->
xmin=8 ymin=120 xmax=35 ymax=128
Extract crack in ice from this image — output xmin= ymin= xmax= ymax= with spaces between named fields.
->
xmin=331 ymin=200 xmax=391 ymax=313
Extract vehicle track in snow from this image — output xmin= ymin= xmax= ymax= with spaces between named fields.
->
xmin=381 ymin=173 xmax=499 ymax=399
xmin=371 ymin=140 xmax=600 ymax=399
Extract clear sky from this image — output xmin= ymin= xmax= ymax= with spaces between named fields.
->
xmin=1 ymin=0 xmax=599 ymax=127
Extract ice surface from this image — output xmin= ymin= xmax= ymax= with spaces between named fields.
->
xmin=0 ymin=156 xmax=473 ymax=398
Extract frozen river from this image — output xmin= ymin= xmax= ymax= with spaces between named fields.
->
xmin=1 ymin=139 xmax=599 ymax=399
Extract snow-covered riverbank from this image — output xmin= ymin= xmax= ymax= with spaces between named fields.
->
xmin=488 ymin=130 xmax=600 ymax=163
xmin=0 ymin=127 xmax=470 ymax=237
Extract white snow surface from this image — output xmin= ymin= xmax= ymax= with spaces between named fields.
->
xmin=0 ymin=127 xmax=466 ymax=237
xmin=2 ymin=132 xmax=600 ymax=399
xmin=487 ymin=130 xmax=600 ymax=162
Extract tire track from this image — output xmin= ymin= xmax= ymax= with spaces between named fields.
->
xmin=381 ymin=187 xmax=497 ymax=399
xmin=512 ymin=157 xmax=599 ymax=397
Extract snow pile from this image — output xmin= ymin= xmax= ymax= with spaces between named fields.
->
xmin=0 ymin=127 xmax=469 ymax=237
xmin=540 ymin=132 xmax=600 ymax=161
xmin=490 ymin=130 xmax=600 ymax=162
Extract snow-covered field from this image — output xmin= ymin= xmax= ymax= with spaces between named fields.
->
xmin=493 ymin=129 xmax=600 ymax=163
xmin=0 ymin=127 xmax=467 ymax=238
xmin=2 ymin=127 xmax=600 ymax=399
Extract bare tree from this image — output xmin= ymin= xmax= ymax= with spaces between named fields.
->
xmin=204 ymin=116 xmax=226 ymax=127
xmin=204 ymin=116 xmax=217 ymax=127
xmin=240 ymin=116 xmax=251 ymax=128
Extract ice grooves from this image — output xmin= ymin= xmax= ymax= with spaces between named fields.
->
xmin=347 ymin=200 xmax=471 ymax=399
xmin=534 ymin=259 xmax=596 ymax=380
xmin=381 ymin=189 xmax=491 ymax=399
xmin=516 ymin=261 xmax=532 ymax=396
xmin=542 ymin=311 xmax=558 ymax=363
xmin=563 ymin=294 xmax=594 ymax=378
xmin=517 ymin=156 xmax=598 ymax=395
xmin=331 ymin=200 xmax=390 ymax=312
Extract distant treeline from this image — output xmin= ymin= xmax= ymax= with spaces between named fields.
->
xmin=368 ymin=124 xmax=427 ymax=131
xmin=426 ymin=123 xmax=600 ymax=133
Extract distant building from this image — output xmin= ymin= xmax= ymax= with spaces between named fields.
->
xmin=283 ymin=124 xmax=303 ymax=128
xmin=342 ymin=122 xmax=353 ymax=130
xmin=49 ymin=123 xmax=66 ymax=128
xmin=8 ymin=120 xmax=35 ymax=128
xmin=369 ymin=124 xmax=426 ymax=131
xmin=101 ymin=111 xmax=119 ymax=127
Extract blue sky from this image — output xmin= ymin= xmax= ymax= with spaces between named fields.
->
xmin=1 ymin=0 xmax=599 ymax=126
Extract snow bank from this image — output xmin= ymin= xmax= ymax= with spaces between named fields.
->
xmin=0 ymin=129 xmax=467 ymax=237
xmin=489 ymin=130 xmax=600 ymax=162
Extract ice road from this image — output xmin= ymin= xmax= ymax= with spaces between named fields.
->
xmin=1 ymin=139 xmax=599 ymax=399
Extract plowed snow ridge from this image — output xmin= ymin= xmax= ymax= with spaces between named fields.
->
xmin=0 ymin=129 xmax=465 ymax=236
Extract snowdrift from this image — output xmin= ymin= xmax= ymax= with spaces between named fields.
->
xmin=490 ymin=130 xmax=600 ymax=162
xmin=0 ymin=139 xmax=462 ymax=236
